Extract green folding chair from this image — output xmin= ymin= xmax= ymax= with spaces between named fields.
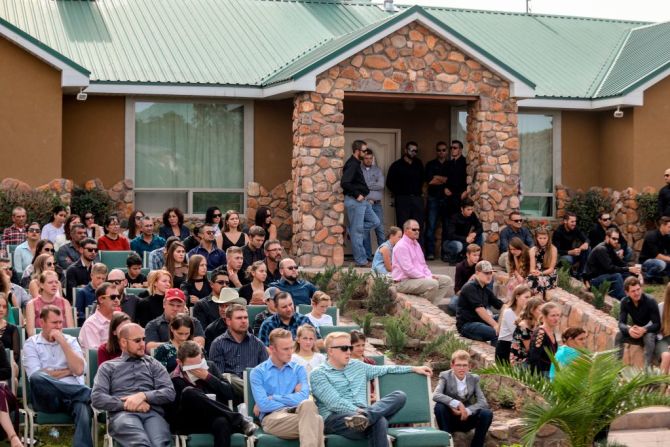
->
xmin=125 ymin=287 xmax=148 ymax=296
xmin=296 ymin=304 xmax=339 ymax=325
xmin=376 ymin=373 xmax=453 ymax=447
xmin=318 ymin=325 xmax=361 ymax=338
xmin=247 ymin=305 xmax=268 ymax=325
xmin=7 ymin=244 xmax=17 ymax=259
xmin=368 ymin=355 xmax=386 ymax=366
xmin=120 ymin=267 xmax=150 ymax=277
xmin=4 ymin=306 xmax=20 ymax=326
xmin=99 ymin=251 xmax=134 ymax=270
xmin=35 ymin=327 xmax=81 ymax=338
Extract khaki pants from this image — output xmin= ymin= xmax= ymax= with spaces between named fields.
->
xmin=396 ymin=274 xmax=453 ymax=303
xmin=261 ymin=400 xmax=325 ymax=447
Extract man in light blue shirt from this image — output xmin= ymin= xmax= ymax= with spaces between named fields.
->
xmin=22 ymin=304 xmax=93 ymax=447
xmin=250 ymin=328 xmax=324 ymax=447
xmin=310 ymin=331 xmax=432 ymax=446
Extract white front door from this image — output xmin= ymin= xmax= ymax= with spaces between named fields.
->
xmin=343 ymin=128 xmax=401 ymax=256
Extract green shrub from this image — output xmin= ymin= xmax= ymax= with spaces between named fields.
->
xmin=419 ymin=332 xmax=470 ymax=363
xmin=70 ymin=187 xmax=115 ymax=226
xmin=497 ymin=383 xmax=517 ymax=409
xmin=365 ymin=273 xmax=395 ymax=316
xmin=309 ymin=265 xmax=340 ymax=293
xmin=565 ymin=190 xmax=612 ymax=234
xmin=0 ymin=189 xmax=64 ymax=228
xmin=591 ymin=280 xmax=611 ymax=310
xmin=384 ymin=315 xmax=408 ymax=356
xmin=353 ymin=312 xmax=374 ymax=336
xmin=557 ymin=263 xmax=576 ymax=293
xmin=637 ymin=192 xmax=659 ymax=226
xmin=334 ymin=267 xmax=369 ymax=312
xmin=610 ymin=301 xmax=620 ymax=320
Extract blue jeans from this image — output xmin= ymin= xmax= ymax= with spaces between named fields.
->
xmin=363 ymin=202 xmax=385 ymax=259
xmin=559 ymin=249 xmax=590 ymax=277
xmin=425 ymin=197 xmax=449 ymax=257
xmin=110 ymin=410 xmax=172 ymax=447
xmin=345 ymin=196 xmax=381 ymax=265
xmin=590 ymin=272 xmax=626 ymax=300
xmin=30 ymin=372 xmax=93 ymax=447
xmin=324 ymin=390 xmax=406 ymax=447
xmin=434 ymin=403 xmax=493 ymax=447
xmin=458 ymin=322 xmax=497 ymax=346
xmin=442 ymin=234 xmax=483 ymax=262
xmin=642 ymin=259 xmax=670 ymax=281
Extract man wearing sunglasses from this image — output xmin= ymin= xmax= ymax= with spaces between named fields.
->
xmin=498 ymin=211 xmax=534 ymax=271
xmin=79 ymin=282 xmax=121 ymax=350
xmin=188 ymin=224 xmax=226 ymax=271
xmin=311 ymin=332 xmax=431 ymax=446
xmin=65 ymin=238 xmax=100 ymax=302
xmin=269 ymin=258 xmax=317 ymax=307
xmin=56 ymin=222 xmax=87 ymax=270
xmin=75 ymin=263 xmax=108 ymax=326
xmin=13 ymin=221 xmax=41 ymax=276
xmin=193 ymin=269 xmax=231 ymax=329
xmin=588 ymin=212 xmax=632 ymax=263
xmin=425 ymin=141 xmax=451 ymax=261
xmin=659 ymin=168 xmax=670 ymax=218
xmin=386 ymin=141 xmax=425 ymax=240
xmin=108 ymin=268 xmax=140 ymax=321
xmin=584 ymin=228 xmax=640 ymax=300
xmin=92 ymin=323 xmax=175 ymax=447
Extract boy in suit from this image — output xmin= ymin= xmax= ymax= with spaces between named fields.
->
xmin=432 ymin=350 xmax=493 ymax=447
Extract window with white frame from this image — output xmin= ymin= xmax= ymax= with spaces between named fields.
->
xmin=129 ymin=100 xmax=251 ymax=215
xmin=451 ymin=108 xmax=559 ymax=217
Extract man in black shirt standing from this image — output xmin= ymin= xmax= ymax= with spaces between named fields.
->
xmin=456 ymin=261 xmax=503 ymax=346
xmin=615 ymin=276 xmax=660 ymax=368
xmin=584 ymin=228 xmax=640 ymax=299
xmin=425 ymin=141 xmax=450 ymax=261
xmin=658 ymin=169 xmax=670 ymax=217
xmin=639 ymin=216 xmax=670 ymax=283
xmin=386 ymin=141 xmax=425 ymax=239
xmin=342 ymin=140 xmax=381 ymax=267
xmin=552 ymin=212 xmax=589 ymax=278
xmin=444 ymin=140 xmax=468 ymax=217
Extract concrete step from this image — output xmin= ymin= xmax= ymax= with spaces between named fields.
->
xmin=611 ymin=406 xmax=670 ymax=431
xmin=608 ymin=428 xmax=670 ymax=446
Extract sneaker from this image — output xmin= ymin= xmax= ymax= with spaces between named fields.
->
xmin=241 ymin=420 xmax=258 ymax=436
xmin=344 ymin=414 xmax=369 ymax=432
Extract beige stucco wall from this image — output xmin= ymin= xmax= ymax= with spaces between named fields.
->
xmin=561 ymin=111 xmax=601 ymax=189
xmin=253 ymin=99 xmax=293 ymax=189
xmin=62 ymin=96 xmax=126 ymax=186
xmin=0 ymin=37 xmax=63 ymax=185
xmin=598 ymin=107 xmax=634 ymax=190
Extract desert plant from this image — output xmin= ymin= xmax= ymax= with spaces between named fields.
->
xmin=419 ymin=332 xmax=470 ymax=364
xmin=609 ymin=301 xmax=620 ymax=320
xmin=383 ymin=315 xmax=408 ymax=356
xmin=565 ymin=190 xmax=613 ymax=235
xmin=0 ymin=189 xmax=64 ymax=228
xmin=480 ymin=350 xmax=670 ymax=447
xmin=497 ymin=383 xmax=517 ymax=409
xmin=590 ymin=280 xmax=611 ymax=310
xmin=365 ymin=273 xmax=395 ymax=315
xmin=557 ymin=263 xmax=575 ymax=293
xmin=308 ymin=265 xmax=340 ymax=293
xmin=353 ymin=312 xmax=374 ymax=336
xmin=637 ymin=192 xmax=659 ymax=226
xmin=70 ymin=187 xmax=115 ymax=226
xmin=334 ymin=267 xmax=369 ymax=312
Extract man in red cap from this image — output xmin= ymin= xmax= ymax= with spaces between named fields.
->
xmin=145 ymin=288 xmax=205 ymax=352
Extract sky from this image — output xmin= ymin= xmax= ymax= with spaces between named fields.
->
xmin=396 ymin=0 xmax=670 ymax=22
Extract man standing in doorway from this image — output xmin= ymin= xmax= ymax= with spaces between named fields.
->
xmin=386 ymin=141 xmax=425 ymax=240
xmin=425 ymin=141 xmax=450 ymax=261
xmin=445 ymin=140 xmax=468 ymax=218
xmin=362 ymin=148 xmax=386 ymax=260
xmin=342 ymin=140 xmax=381 ymax=267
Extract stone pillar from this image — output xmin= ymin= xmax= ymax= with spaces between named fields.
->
xmin=467 ymin=89 xmax=519 ymax=241
xmin=291 ymin=77 xmax=346 ymax=267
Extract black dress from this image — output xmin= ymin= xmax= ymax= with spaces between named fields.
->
xmin=221 ymin=232 xmax=246 ymax=251
xmin=527 ymin=247 xmax=557 ymax=295
xmin=135 ymin=294 xmax=165 ymax=327
xmin=180 ymin=280 xmax=212 ymax=307
xmin=238 ymin=283 xmax=266 ymax=304
xmin=0 ymin=324 xmax=19 ymax=364
xmin=528 ymin=326 xmax=558 ymax=376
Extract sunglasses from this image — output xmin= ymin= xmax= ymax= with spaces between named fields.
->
xmin=125 ymin=337 xmax=145 ymax=343
xmin=42 ymin=248 xmax=54 ymax=253
xmin=105 ymin=294 xmax=121 ymax=301
xmin=108 ymin=279 xmax=124 ymax=285
xmin=436 ymin=149 xmax=447 ymax=152
xmin=205 ymin=231 xmax=215 ymax=235
xmin=27 ymin=228 xmax=40 ymax=233
xmin=85 ymin=216 xmax=94 ymax=220
xmin=409 ymin=228 xmax=420 ymax=232
xmin=451 ymin=146 xmax=460 ymax=150
xmin=212 ymin=213 xmax=222 ymax=218
xmin=85 ymin=247 xmax=99 ymax=253
xmin=214 ymin=280 xmax=230 ymax=286
xmin=330 ymin=345 xmax=354 ymax=352
xmin=45 ymin=262 xmax=54 ymax=267
xmin=512 ymin=219 xmax=523 ymax=223
xmin=285 ymin=266 xmax=298 ymax=270
xmin=610 ymin=237 xmax=619 ymax=241
xmin=601 ymin=217 xmax=611 ymax=221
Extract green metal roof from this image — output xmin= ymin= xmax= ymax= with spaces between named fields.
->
xmin=594 ymin=22 xmax=670 ymax=98
xmin=0 ymin=0 xmax=667 ymax=100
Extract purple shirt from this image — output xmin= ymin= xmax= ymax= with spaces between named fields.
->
xmin=391 ymin=234 xmax=432 ymax=281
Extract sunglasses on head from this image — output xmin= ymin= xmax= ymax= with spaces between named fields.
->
xmin=330 ymin=345 xmax=353 ymax=352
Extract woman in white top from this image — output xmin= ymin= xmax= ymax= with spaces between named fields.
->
xmin=40 ymin=205 xmax=67 ymax=243
xmin=306 ymin=291 xmax=333 ymax=327
xmin=495 ymin=284 xmax=531 ymax=364
xmin=291 ymin=324 xmax=325 ymax=376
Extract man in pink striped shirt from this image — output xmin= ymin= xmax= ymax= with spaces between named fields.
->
xmin=392 ymin=220 xmax=453 ymax=303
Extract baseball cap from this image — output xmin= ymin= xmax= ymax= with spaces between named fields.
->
xmin=212 ymin=288 xmax=246 ymax=305
xmin=165 ymin=288 xmax=186 ymax=302
xmin=264 ymin=286 xmax=280 ymax=302
xmin=475 ymin=260 xmax=493 ymax=273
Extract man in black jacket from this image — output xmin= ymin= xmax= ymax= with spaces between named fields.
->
xmin=444 ymin=140 xmax=468 ymax=216
xmin=386 ymin=141 xmax=425 ymax=236
xmin=552 ymin=212 xmax=589 ymax=278
xmin=167 ymin=341 xmax=257 ymax=446
xmin=342 ymin=140 xmax=380 ymax=267
xmin=588 ymin=212 xmax=632 ymax=262
xmin=639 ymin=216 xmax=670 ymax=283
xmin=615 ymin=277 xmax=660 ymax=368
xmin=442 ymin=198 xmax=483 ymax=264
xmin=658 ymin=169 xmax=670 ymax=217
xmin=584 ymin=228 xmax=640 ymax=299
xmin=456 ymin=261 xmax=503 ymax=346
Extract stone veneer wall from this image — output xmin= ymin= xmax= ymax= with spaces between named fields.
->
xmin=1 ymin=177 xmax=134 ymax=219
xmin=246 ymin=180 xmax=293 ymax=251
xmin=556 ymin=184 xmax=656 ymax=253
xmin=291 ymin=21 xmax=519 ymax=266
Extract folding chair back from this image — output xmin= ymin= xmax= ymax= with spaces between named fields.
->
xmin=87 ymin=349 xmax=99 ymax=387
xmin=125 ymin=287 xmax=148 ymax=296
xmin=296 ymin=304 xmax=339 ymax=324
xmin=35 ymin=327 xmax=81 ymax=339
xmin=368 ymin=354 xmax=385 ymax=365
xmin=247 ymin=305 xmax=267 ymax=325
xmin=99 ymin=251 xmax=134 ymax=270
xmin=120 ymin=267 xmax=151 ymax=277
xmin=318 ymin=325 xmax=360 ymax=338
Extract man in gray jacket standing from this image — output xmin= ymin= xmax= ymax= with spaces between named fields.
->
xmin=362 ymin=148 xmax=385 ymax=259
xmin=432 ymin=350 xmax=492 ymax=447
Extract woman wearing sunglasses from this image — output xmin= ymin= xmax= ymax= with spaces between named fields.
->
xmin=27 ymin=253 xmax=62 ymax=299
xmin=19 ymin=239 xmax=55 ymax=287
xmin=12 ymin=222 xmax=41 ymax=276
xmin=25 ymin=270 xmax=74 ymax=337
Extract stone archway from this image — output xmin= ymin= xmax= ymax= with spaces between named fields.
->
xmin=291 ymin=21 xmax=519 ymax=267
